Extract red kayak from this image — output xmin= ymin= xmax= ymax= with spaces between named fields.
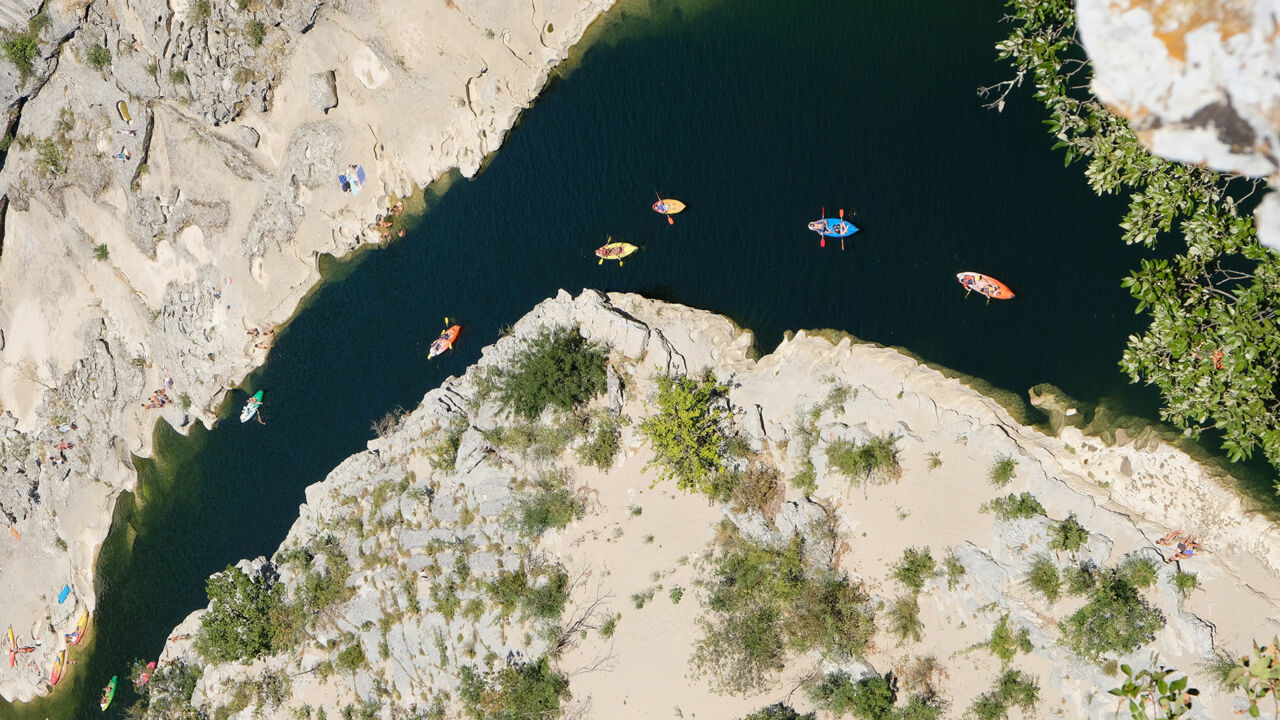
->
xmin=428 ymin=324 xmax=461 ymax=359
xmin=956 ymin=272 xmax=1015 ymax=300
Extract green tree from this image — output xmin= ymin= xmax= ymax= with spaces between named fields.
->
xmin=639 ymin=372 xmax=734 ymax=493
xmin=987 ymin=0 xmax=1280 ymax=475
xmin=497 ymin=327 xmax=608 ymax=421
xmin=195 ymin=565 xmax=284 ymax=662
xmin=1062 ymin=570 xmax=1164 ymax=659
xmin=826 ymin=434 xmax=901 ymax=486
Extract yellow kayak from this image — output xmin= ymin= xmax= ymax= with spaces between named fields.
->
xmin=117 ymin=101 xmax=132 ymax=124
xmin=595 ymin=240 xmax=638 ymax=266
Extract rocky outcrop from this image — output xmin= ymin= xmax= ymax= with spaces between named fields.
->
xmin=158 ymin=291 xmax=1280 ymax=719
xmin=1077 ymin=0 xmax=1280 ymax=248
xmin=0 ymin=0 xmax=615 ymax=703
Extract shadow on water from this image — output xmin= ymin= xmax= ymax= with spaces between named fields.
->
xmin=6 ymin=0 xmax=1269 ymax=716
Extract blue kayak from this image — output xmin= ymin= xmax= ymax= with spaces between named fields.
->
xmin=808 ymin=217 xmax=860 ymax=238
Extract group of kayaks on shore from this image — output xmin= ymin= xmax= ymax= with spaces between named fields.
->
xmin=11 ymin=611 xmax=118 ymax=710
xmin=237 ymin=196 xmax=1015 ymax=422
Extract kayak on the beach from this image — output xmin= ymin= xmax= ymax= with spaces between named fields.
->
xmin=596 ymin=239 xmax=638 ymax=266
xmin=50 ymin=650 xmax=65 ymax=686
xmin=68 ymin=610 xmax=88 ymax=645
xmin=116 ymin=101 xmax=132 ymax=124
xmin=652 ymin=196 xmax=685 ymax=224
xmin=956 ymin=271 xmax=1015 ymax=300
xmin=100 ymin=676 xmax=117 ymax=711
xmin=240 ymin=391 xmax=264 ymax=423
xmin=429 ymin=322 xmax=462 ymax=359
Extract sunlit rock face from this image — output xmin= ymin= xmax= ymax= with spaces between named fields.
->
xmin=1077 ymin=0 xmax=1280 ymax=248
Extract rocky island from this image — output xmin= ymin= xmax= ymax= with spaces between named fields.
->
xmin=142 ymin=291 xmax=1280 ymax=719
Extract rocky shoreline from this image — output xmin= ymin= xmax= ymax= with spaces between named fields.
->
xmin=0 ymin=0 xmax=613 ymax=703
xmin=154 ymin=291 xmax=1280 ymax=719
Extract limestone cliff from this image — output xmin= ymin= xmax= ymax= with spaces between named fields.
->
xmin=0 ymin=0 xmax=614 ymax=702
xmin=1076 ymin=0 xmax=1280 ymax=248
xmin=155 ymin=291 xmax=1280 ymax=719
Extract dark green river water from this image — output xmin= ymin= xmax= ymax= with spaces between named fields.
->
xmin=7 ymin=0 xmax=1240 ymax=716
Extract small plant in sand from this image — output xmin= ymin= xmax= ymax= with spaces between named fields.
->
xmin=721 ymin=462 xmax=781 ymax=514
xmin=925 ymin=451 xmax=942 ymax=470
xmin=826 ymin=433 xmax=902 ymax=486
xmin=1107 ymin=654 xmax=1198 ymax=720
xmin=1118 ymin=555 xmax=1159 ymax=589
xmin=1023 ymin=554 xmax=1061 ymax=603
xmin=988 ymin=455 xmax=1016 ymax=487
xmin=512 ymin=469 xmax=584 ymax=538
xmin=497 ymin=327 xmax=608 ymax=421
xmin=893 ymin=547 xmax=936 ymax=594
xmin=1173 ymin=571 xmax=1198 ymax=599
xmin=887 ymin=595 xmax=924 ymax=643
xmin=1048 ymin=513 xmax=1089 ymax=554
xmin=943 ymin=552 xmax=966 ymax=589
xmin=639 ymin=371 xmax=736 ymax=495
xmin=599 ymin=614 xmax=618 ymax=639
xmin=980 ymin=492 xmax=1044 ymax=520
xmin=968 ymin=669 xmax=1040 ymax=720
xmin=987 ymin=613 xmax=1033 ymax=666
xmin=577 ymin=411 xmax=624 ymax=470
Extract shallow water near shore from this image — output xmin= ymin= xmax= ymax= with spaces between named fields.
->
xmin=6 ymin=0 xmax=1260 ymax=716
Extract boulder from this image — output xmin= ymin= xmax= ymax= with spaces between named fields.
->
xmin=235 ymin=125 xmax=260 ymax=148
xmin=308 ymin=70 xmax=338 ymax=113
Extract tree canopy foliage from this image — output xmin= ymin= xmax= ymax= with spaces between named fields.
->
xmin=988 ymin=0 xmax=1280 ymax=474
xmin=639 ymin=372 xmax=736 ymax=493
xmin=196 ymin=565 xmax=284 ymax=663
xmin=497 ymin=327 xmax=608 ymax=421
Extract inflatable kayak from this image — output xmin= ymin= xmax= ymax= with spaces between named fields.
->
xmin=116 ymin=101 xmax=132 ymax=124
xmin=429 ymin=324 xmax=461 ymax=359
xmin=69 ymin=610 xmax=88 ymax=645
xmin=652 ymin=198 xmax=685 ymax=215
xmin=100 ymin=676 xmax=117 ymax=711
xmin=808 ymin=217 xmax=859 ymax=238
xmin=240 ymin=390 xmax=263 ymax=423
xmin=957 ymin=272 xmax=1015 ymax=300
xmin=596 ymin=239 xmax=638 ymax=266
xmin=50 ymin=650 xmax=65 ymax=686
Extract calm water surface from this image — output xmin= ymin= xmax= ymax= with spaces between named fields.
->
xmin=8 ymin=0 xmax=1189 ymax=715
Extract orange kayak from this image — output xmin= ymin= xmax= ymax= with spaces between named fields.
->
xmin=957 ymin=272 xmax=1015 ymax=300
xmin=429 ymin=325 xmax=461 ymax=359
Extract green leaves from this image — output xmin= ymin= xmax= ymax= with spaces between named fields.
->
xmin=638 ymin=372 xmax=736 ymax=494
xmin=1107 ymin=654 xmax=1198 ymax=719
xmin=993 ymin=0 xmax=1280 ymax=479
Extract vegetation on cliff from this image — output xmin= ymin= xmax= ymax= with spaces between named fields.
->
xmin=987 ymin=0 xmax=1280 ymax=475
